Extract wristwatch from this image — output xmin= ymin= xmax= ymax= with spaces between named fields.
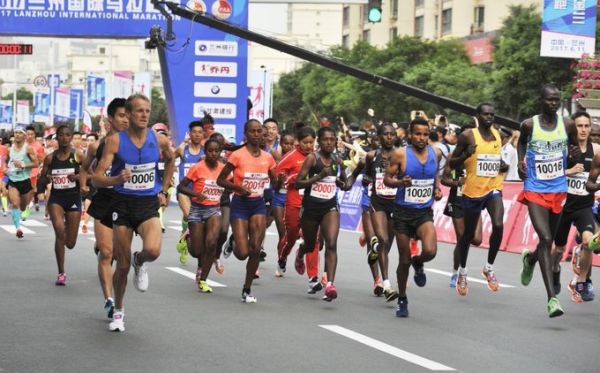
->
xmin=160 ymin=190 xmax=169 ymax=198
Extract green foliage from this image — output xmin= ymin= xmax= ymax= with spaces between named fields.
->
xmin=273 ymin=5 xmax=579 ymax=126
xmin=150 ymin=87 xmax=169 ymax=126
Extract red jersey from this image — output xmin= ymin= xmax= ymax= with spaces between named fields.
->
xmin=228 ymin=146 xmax=276 ymax=198
xmin=275 ymin=147 xmax=308 ymax=208
xmin=0 ymin=144 xmax=7 ymax=178
xmin=28 ymin=140 xmax=44 ymax=178
xmin=185 ymin=160 xmax=225 ymax=206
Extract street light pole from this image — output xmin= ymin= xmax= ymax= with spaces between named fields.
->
xmin=260 ymin=65 xmax=267 ymax=121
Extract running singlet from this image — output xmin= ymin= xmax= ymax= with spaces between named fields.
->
xmin=185 ymin=160 xmax=225 ymax=206
xmin=303 ymin=152 xmax=339 ymax=204
xmin=462 ymin=127 xmax=503 ymax=198
xmin=275 ymin=147 xmax=307 ymax=208
xmin=95 ymin=138 xmax=114 ymax=192
xmin=371 ymin=149 xmax=397 ymax=198
xmin=524 ymin=115 xmax=568 ymax=193
xmin=7 ymin=144 xmax=33 ymax=182
xmin=0 ymin=145 xmax=7 ymax=179
xmin=228 ymin=146 xmax=276 ymax=198
xmin=178 ymin=144 xmax=203 ymax=182
xmin=565 ymin=141 xmax=594 ymax=210
xmin=395 ymin=145 xmax=437 ymax=208
xmin=111 ymin=130 xmax=162 ymax=197
xmin=49 ymin=150 xmax=80 ymax=195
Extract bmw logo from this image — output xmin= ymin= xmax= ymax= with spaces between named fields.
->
xmin=198 ymin=44 xmax=207 ymax=51
xmin=211 ymin=85 xmax=221 ymax=94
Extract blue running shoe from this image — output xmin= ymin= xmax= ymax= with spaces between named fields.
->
xmin=449 ymin=273 xmax=457 ymax=288
xmin=412 ymin=259 xmax=426 ymax=287
xmin=583 ymin=280 xmax=595 ymax=302
xmin=104 ymin=298 xmax=115 ymax=319
xmin=396 ymin=298 xmax=409 ymax=318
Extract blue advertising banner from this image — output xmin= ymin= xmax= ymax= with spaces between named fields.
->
xmin=337 ymin=178 xmax=366 ymax=231
xmin=0 ymin=101 xmax=13 ymax=129
xmin=70 ymin=89 xmax=84 ymax=120
xmin=34 ymin=90 xmax=50 ymax=123
xmin=86 ymin=75 xmax=106 ymax=108
xmin=541 ymin=0 xmax=597 ymax=58
xmin=0 ymin=0 xmax=248 ymax=143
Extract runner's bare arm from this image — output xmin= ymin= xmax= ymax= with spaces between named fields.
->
xmin=217 ymin=163 xmax=249 ymax=196
xmin=81 ymin=141 xmax=98 ymax=173
xmin=177 ymin=176 xmax=205 ymax=202
xmin=92 ymin=133 xmax=125 ymax=188
xmin=158 ymin=133 xmax=176 ymax=195
xmin=36 ymin=154 xmax=52 ymax=200
xmin=585 ymin=152 xmax=600 ymax=193
xmin=517 ymin=119 xmax=533 ymax=179
xmin=295 ymin=153 xmax=326 ymax=189
xmin=448 ymin=129 xmax=474 ymax=170
xmin=384 ymin=148 xmax=409 ymax=188
xmin=25 ymin=146 xmax=38 ymax=169
xmin=433 ymin=146 xmax=443 ymax=200
xmin=441 ymin=153 xmax=458 ymax=187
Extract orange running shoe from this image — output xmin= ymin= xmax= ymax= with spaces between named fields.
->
xmin=567 ymin=281 xmax=583 ymax=303
xmin=482 ymin=267 xmax=499 ymax=292
xmin=456 ymin=272 xmax=468 ymax=296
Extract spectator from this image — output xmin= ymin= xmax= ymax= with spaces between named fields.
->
xmin=500 ymin=127 xmax=520 ymax=181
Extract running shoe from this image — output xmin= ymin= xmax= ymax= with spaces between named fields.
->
xmin=81 ymin=224 xmax=88 ymax=234
xmin=384 ymin=288 xmax=399 ymax=302
xmin=104 ymin=298 xmax=115 ymax=319
xmin=567 ymin=281 xmax=583 ymax=303
xmin=241 ymin=289 xmax=257 ymax=303
xmin=520 ymin=249 xmax=534 ymax=286
xmin=294 ymin=248 xmax=305 ymax=275
xmin=55 ymin=273 xmax=66 ymax=286
xmin=21 ymin=207 xmax=31 ymax=220
xmin=2 ymin=209 xmax=7 ymax=217
xmin=108 ymin=310 xmax=125 ymax=332
xmin=307 ymin=277 xmax=323 ymax=294
xmin=456 ymin=272 xmax=468 ymax=296
xmin=214 ymin=259 xmax=224 ymax=275
xmin=571 ymin=247 xmax=581 ymax=276
xmin=322 ymin=283 xmax=338 ymax=302
xmin=198 ymin=280 xmax=213 ymax=293
xmin=482 ymin=267 xmax=499 ymax=292
xmin=175 ymin=236 xmax=189 ymax=265
xmin=259 ymin=249 xmax=267 ymax=262
xmin=449 ymin=273 xmax=458 ymax=288
xmin=367 ymin=239 xmax=379 ymax=266
xmin=132 ymin=252 xmax=148 ymax=292
xmin=584 ymin=279 xmax=595 ymax=301
xmin=396 ymin=298 xmax=409 ymax=318
xmin=373 ymin=276 xmax=383 ymax=297
xmin=223 ymin=235 xmax=234 ymax=259
xmin=412 ymin=259 xmax=426 ymax=287
xmin=195 ymin=267 xmax=202 ymax=284
xmin=16 ymin=228 xmax=23 ymax=239
xmin=275 ymin=259 xmax=286 ymax=278
xmin=547 ymin=297 xmax=564 ymax=318
xmin=552 ymin=269 xmax=561 ymax=295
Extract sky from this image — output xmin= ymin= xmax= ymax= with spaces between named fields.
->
xmin=248 ymin=3 xmax=288 ymax=35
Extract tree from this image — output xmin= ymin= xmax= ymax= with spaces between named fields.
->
xmin=150 ymin=87 xmax=169 ymax=126
xmin=2 ymin=87 xmax=33 ymax=102
xmin=491 ymin=5 xmax=573 ymax=121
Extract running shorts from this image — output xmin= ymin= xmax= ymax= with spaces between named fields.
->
xmin=554 ymin=207 xmax=595 ymax=247
xmin=229 ymin=195 xmax=266 ymax=221
xmin=272 ymin=190 xmax=287 ymax=209
xmin=371 ymin=195 xmax=394 ymax=218
xmin=88 ymin=190 xmax=115 ymax=228
xmin=443 ymin=201 xmax=464 ymax=219
xmin=8 ymin=179 xmax=33 ymax=195
xmin=48 ymin=193 xmax=82 ymax=212
xmin=393 ymin=204 xmax=434 ymax=237
xmin=300 ymin=199 xmax=339 ymax=224
xmin=189 ymin=203 xmax=221 ymax=223
xmin=461 ymin=190 xmax=502 ymax=213
xmin=517 ymin=191 xmax=566 ymax=215
xmin=111 ymin=194 xmax=160 ymax=229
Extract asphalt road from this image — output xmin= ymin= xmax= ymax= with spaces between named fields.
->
xmin=0 ymin=206 xmax=598 ymax=373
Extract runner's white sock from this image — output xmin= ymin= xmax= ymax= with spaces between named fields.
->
xmin=383 ymin=279 xmax=391 ymax=289
xmin=485 ymin=263 xmax=493 ymax=271
xmin=459 ymin=267 xmax=467 ymax=275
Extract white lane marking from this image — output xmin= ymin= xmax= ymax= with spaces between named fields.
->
xmin=319 ymin=325 xmax=455 ymax=371
xmin=168 ymin=225 xmax=182 ymax=232
xmin=0 ymin=225 xmax=35 ymax=234
xmin=165 ymin=267 xmax=227 ymax=287
xmin=88 ymin=237 xmax=96 ymax=242
xmin=425 ymin=268 xmax=515 ymax=288
xmin=21 ymin=219 xmax=47 ymax=227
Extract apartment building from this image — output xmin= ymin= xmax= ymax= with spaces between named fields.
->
xmin=342 ymin=0 xmax=540 ymax=62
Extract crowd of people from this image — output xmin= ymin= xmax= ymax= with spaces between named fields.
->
xmin=1 ymin=84 xmax=599 ymax=332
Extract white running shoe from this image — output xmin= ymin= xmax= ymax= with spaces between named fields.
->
xmin=241 ymin=290 xmax=257 ymax=303
xmin=108 ymin=310 xmax=125 ymax=332
xmin=132 ymin=252 xmax=149 ymax=292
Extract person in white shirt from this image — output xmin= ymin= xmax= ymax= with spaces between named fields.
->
xmin=500 ymin=127 xmax=520 ymax=181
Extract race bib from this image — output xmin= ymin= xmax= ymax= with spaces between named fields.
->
xmin=201 ymin=180 xmax=224 ymax=202
xmin=242 ymin=172 xmax=270 ymax=197
xmin=310 ymin=176 xmax=337 ymax=200
xmin=375 ymin=173 xmax=396 ymax=197
xmin=405 ymin=178 xmax=434 ymax=204
xmin=535 ymin=153 xmax=563 ymax=180
xmin=567 ymin=172 xmax=589 ymax=196
xmin=52 ymin=168 xmax=76 ymax=190
xmin=124 ymin=162 xmax=156 ymax=191
xmin=7 ymin=158 xmax=23 ymax=175
xmin=476 ymin=154 xmax=501 ymax=177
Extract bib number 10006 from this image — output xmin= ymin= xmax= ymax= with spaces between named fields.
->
xmin=124 ymin=163 xmax=156 ymax=190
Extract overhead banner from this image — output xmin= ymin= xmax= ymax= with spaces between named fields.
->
xmin=541 ymin=0 xmax=598 ymax=58
xmin=248 ymin=69 xmax=273 ymax=123
xmin=16 ymin=100 xmax=30 ymax=125
xmin=0 ymin=101 xmax=12 ymax=130
xmin=1 ymin=0 xmax=249 ymax=143
xmin=86 ymin=74 xmax=106 ymax=108
xmin=34 ymin=88 xmax=50 ymax=125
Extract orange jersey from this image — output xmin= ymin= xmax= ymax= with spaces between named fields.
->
xmin=185 ymin=160 xmax=225 ymax=206
xmin=0 ymin=144 xmax=7 ymax=178
xmin=228 ymin=146 xmax=276 ymax=198
xmin=28 ymin=141 xmax=44 ymax=178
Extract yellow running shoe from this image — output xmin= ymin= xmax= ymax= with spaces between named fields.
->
xmin=198 ymin=280 xmax=213 ymax=293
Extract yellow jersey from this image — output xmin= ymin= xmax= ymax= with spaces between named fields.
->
xmin=462 ymin=127 xmax=503 ymax=198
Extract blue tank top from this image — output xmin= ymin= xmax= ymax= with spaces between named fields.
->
xmin=178 ymin=144 xmax=203 ymax=182
xmin=112 ymin=130 xmax=162 ymax=196
xmin=524 ymin=115 xmax=568 ymax=193
xmin=395 ymin=145 xmax=437 ymax=208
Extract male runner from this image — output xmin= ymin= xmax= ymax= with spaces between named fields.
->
xmin=93 ymin=94 xmax=175 ymax=331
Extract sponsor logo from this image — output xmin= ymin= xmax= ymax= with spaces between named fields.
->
xmin=211 ymin=0 xmax=232 ymax=20
xmin=195 ymin=40 xmax=237 ymax=57
xmin=112 ymin=212 xmax=118 ymax=221
xmin=194 ymin=82 xmax=237 ymax=98
xmin=193 ymin=103 xmax=236 ymax=119
xmin=186 ymin=0 xmax=207 ymax=12
xmin=194 ymin=61 xmax=238 ymax=77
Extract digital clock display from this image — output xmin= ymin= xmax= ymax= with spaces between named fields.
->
xmin=0 ymin=44 xmax=33 ymax=55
